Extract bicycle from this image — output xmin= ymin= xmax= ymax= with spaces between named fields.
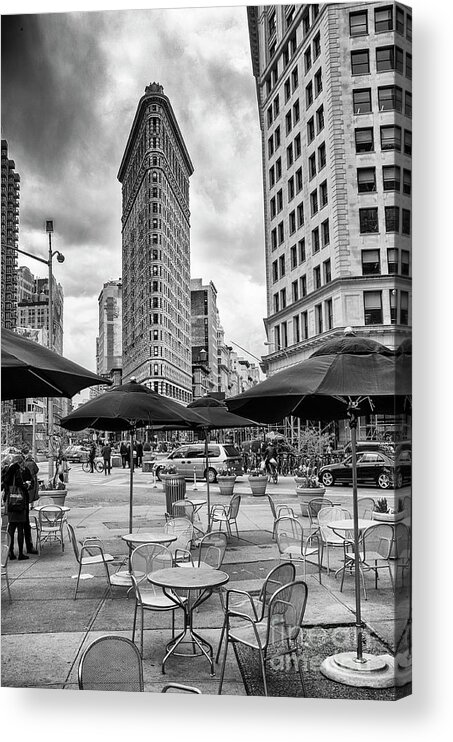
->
xmin=82 ymin=459 xmax=104 ymax=473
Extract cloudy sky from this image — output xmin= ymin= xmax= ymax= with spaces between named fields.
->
xmin=1 ymin=0 xmax=267 ymax=386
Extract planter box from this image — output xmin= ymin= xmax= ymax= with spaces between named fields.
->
xmin=217 ymin=476 xmax=236 ymax=496
xmin=297 ymin=486 xmax=326 ymax=517
xmin=111 ymin=455 xmax=122 ymax=468
xmin=38 ymin=490 xmax=68 ymax=507
xmin=372 ymin=510 xmax=406 ymax=523
xmin=248 ymin=476 xmax=268 ymax=496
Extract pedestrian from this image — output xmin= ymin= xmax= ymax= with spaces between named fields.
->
xmin=136 ymin=440 xmax=143 ymax=467
xmin=120 ymin=440 xmax=128 ymax=469
xmin=101 ymin=441 xmax=111 ymax=475
xmin=1 ymin=455 xmax=34 ymax=560
xmin=126 ymin=442 xmax=131 ymax=468
xmin=88 ymin=443 xmax=96 ymax=473
xmin=22 ymin=449 xmax=39 ymax=554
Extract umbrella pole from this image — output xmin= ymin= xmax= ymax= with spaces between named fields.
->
xmin=349 ymin=409 xmax=365 ymax=663
xmin=205 ymin=429 xmax=211 ymax=530
xmin=129 ymin=429 xmax=134 ymax=535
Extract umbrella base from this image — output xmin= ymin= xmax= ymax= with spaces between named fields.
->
xmin=320 ymin=651 xmax=410 ymax=688
xmin=110 ymin=570 xmax=132 ymax=587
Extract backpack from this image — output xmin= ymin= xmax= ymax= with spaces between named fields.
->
xmin=8 ymin=479 xmax=25 ymax=513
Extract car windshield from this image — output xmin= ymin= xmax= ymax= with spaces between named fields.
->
xmin=223 ymin=445 xmax=241 ymax=457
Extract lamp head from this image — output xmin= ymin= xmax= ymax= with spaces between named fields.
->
xmin=56 ymin=252 xmax=65 ymax=264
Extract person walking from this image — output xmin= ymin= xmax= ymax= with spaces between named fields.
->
xmin=22 ymin=450 xmax=39 ymax=554
xmin=136 ymin=440 xmax=143 ymax=468
xmin=101 ymin=441 xmax=111 ymax=476
xmin=2 ymin=455 xmax=32 ymax=560
xmin=88 ymin=443 xmax=96 ymax=473
xmin=120 ymin=441 xmax=128 ymax=469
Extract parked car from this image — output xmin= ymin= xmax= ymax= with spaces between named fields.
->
xmin=318 ymin=450 xmax=411 ymax=489
xmin=63 ymin=445 xmax=90 ymax=463
xmin=341 ymin=440 xmax=395 ymax=458
xmin=152 ymin=443 xmax=243 ymax=483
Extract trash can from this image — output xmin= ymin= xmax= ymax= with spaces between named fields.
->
xmin=163 ymin=476 xmax=186 ymax=515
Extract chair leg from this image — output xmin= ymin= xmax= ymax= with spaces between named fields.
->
xmin=74 ymin=564 xmax=82 ymax=600
xmin=216 ymin=614 xmax=227 ymax=664
xmin=258 ymin=647 xmax=268 ymax=697
xmin=132 ymin=603 xmax=138 ymax=643
xmin=217 ymin=623 xmax=229 ymax=694
xmin=140 ymin=606 xmax=144 ymax=657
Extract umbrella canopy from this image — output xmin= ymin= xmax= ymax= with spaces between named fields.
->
xmin=1 ymin=328 xmax=109 ymax=400
xmin=226 ymin=332 xmax=411 ymax=684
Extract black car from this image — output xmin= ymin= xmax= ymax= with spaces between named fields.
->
xmin=318 ymin=450 xmax=411 ymax=489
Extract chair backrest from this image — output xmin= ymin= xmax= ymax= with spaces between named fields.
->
xmin=267 ymin=495 xmax=277 ymax=520
xmin=266 ymin=580 xmax=308 ymax=646
xmin=317 ymin=506 xmax=350 ymax=540
xmin=259 ymin=562 xmax=296 ymax=610
xmin=164 ymin=517 xmax=194 ymax=556
xmin=78 ymin=635 xmax=144 ymax=691
xmin=362 ymin=523 xmax=394 ymax=560
xmin=357 ymin=497 xmax=376 ymax=519
xmin=67 ymin=523 xmax=80 ymax=563
xmin=228 ymin=494 xmax=241 ymax=519
xmin=198 ymin=531 xmax=227 ymax=568
xmin=275 ymin=516 xmax=303 ymax=556
xmin=130 ymin=543 xmax=173 ymax=585
xmin=394 ymin=522 xmax=411 ymax=561
xmin=172 ymin=499 xmax=195 ymax=522
xmin=308 ymin=497 xmax=333 ymax=523
xmin=38 ymin=505 xmax=64 ymax=528
xmin=37 ymin=496 xmax=54 ymax=506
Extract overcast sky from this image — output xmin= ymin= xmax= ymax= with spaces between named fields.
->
xmin=1 ymin=1 xmax=267 ymax=388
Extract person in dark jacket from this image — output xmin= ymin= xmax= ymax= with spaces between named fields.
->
xmin=22 ymin=450 xmax=39 ymax=554
xmin=101 ymin=442 xmax=111 ymax=475
xmin=88 ymin=444 xmax=96 ymax=473
xmin=136 ymin=440 xmax=143 ymax=467
xmin=120 ymin=441 xmax=128 ymax=469
xmin=2 ymin=456 xmax=33 ymax=560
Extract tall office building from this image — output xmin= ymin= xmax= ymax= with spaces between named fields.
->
xmin=190 ymin=278 xmax=219 ymax=395
xmin=1 ymin=139 xmax=20 ymax=329
xmin=96 ymin=279 xmax=123 ymax=382
xmin=248 ymin=3 xmax=412 ymax=376
xmin=17 ymin=271 xmax=64 ymax=354
xmin=118 ymin=83 xmax=194 ymax=403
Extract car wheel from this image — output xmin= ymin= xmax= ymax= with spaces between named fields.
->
xmin=206 ymin=467 xmax=217 ymax=484
xmin=321 ymin=471 xmax=335 ymax=487
xmin=155 ymin=467 xmax=163 ymax=482
xmin=377 ymin=472 xmax=391 ymax=489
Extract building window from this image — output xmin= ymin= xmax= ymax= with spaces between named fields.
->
xmin=404 ymin=130 xmax=412 ymax=156
xmin=285 ymin=79 xmax=291 ymax=102
xmin=314 ymin=265 xmax=321 ymax=289
xmin=325 ymin=298 xmax=333 ymax=330
xmin=286 ymin=111 xmax=292 ymax=135
xmin=281 ymin=321 xmax=288 ymax=348
xmin=400 ymin=291 xmax=409 ymax=325
xmin=288 ymin=176 xmax=295 ymax=201
xmin=303 ymin=8 xmax=310 ymax=34
xmin=402 ymin=209 xmax=411 ymax=235
xmin=294 ymin=133 xmax=301 ymax=159
xmin=292 ymin=280 xmax=299 ymax=302
xmin=306 ymin=81 xmax=313 ymax=108
xmin=268 ymin=10 xmax=276 ymax=37
xmin=309 ymin=153 xmax=317 ymax=179
xmin=350 ymin=10 xmax=368 ymax=36
xmin=296 ymin=167 xmax=303 ymax=192
xmin=360 ymin=208 xmax=379 ymax=233
xmin=315 ymin=304 xmax=323 ymax=334
xmin=280 ymin=289 xmax=287 ymax=309
xmin=314 ymin=68 xmax=323 ymax=96
xmin=279 ymin=254 xmax=286 ymax=277
xmin=275 ymin=125 xmax=281 ymax=148
xmin=390 ymin=290 xmax=397 ymax=324
xmin=300 ymin=274 xmax=307 ymax=297
xmin=287 ymin=143 xmax=294 ymax=168
xmin=383 ymin=165 xmax=401 ymax=191
xmin=298 ymin=239 xmax=306 ymax=263
xmin=318 ymin=142 xmax=326 ymax=169
xmin=351 ymin=50 xmax=370 ymax=76
xmin=276 ymin=158 xmax=282 ymax=180
xmin=396 ymin=6 xmax=405 ymax=34
xmin=273 ymin=293 xmax=279 ymax=313
xmin=320 ymin=180 xmax=328 ymax=206
xmin=272 ymin=260 xmax=278 ymax=282
xmin=301 ymin=311 xmax=308 ymax=339
xmin=271 ymin=228 xmax=277 ymax=250
xmin=278 ymin=221 xmax=284 ymax=244
xmin=304 ymin=47 xmax=312 ymax=73
xmin=407 ymin=14 xmax=412 ymax=41
xmin=406 ymin=53 xmax=412 ymax=79
xmin=322 ymin=219 xmax=330 ymax=246
xmin=375 ymin=6 xmax=393 ymax=33
xmin=385 ymin=206 xmax=400 ymax=232
xmin=289 ymin=210 xmax=296 ymax=234
xmin=277 ymin=189 xmax=283 ymax=212
xmin=381 ymin=125 xmax=402 ymax=151
xmin=353 ymin=88 xmax=372 ymax=114
xmin=290 ymin=244 xmax=297 ymax=269
xmin=364 ymin=291 xmax=383 ymax=325
xmin=405 ymin=92 xmax=412 ymax=118
xmin=401 ymin=250 xmax=410 ymax=276
xmin=387 ymin=248 xmax=398 ymax=273
xmin=313 ymin=32 xmax=321 ymax=59
xmin=274 ymin=325 xmax=281 ymax=349
xmin=362 ymin=249 xmax=381 ymax=275
xmin=307 ymin=117 xmax=315 ymax=143
xmin=269 ymin=165 xmax=275 ymax=188
xmin=274 ymin=95 xmax=280 ymax=117
xmin=403 ymin=169 xmax=412 ymax=195
xmin=268 ymin=136 xmax=274 ymax=158
xmin=293 ymin=100 xmax=300 ymax=123
xmin=323 ymin=259 xmax=331 ymax=284
xmin=297 ymin=202 xmax=304 ymax=228
xmin=293 ymin=314 xmax=300 ymax=343
xmin=310 ymin=190 xmax=318 ymax=215
xmin=270 ymin=197 xmax=276 ymax=219
xmin=357 ymin=167 xmax=376 ymax=192
xmin=355 ymin=127 xmax=374 ymax=152
xmin=292 ymin=67 xmax=299 ymax=90
xmin=378 ymin=85 xmax=402 ymax=112
xmin=376 ymin=46 xmax=404 ymax=73
xmin=312 ymin=226 xmax=320 ymax=253
xmin=316 ymin=105 xmax=324 ymax=132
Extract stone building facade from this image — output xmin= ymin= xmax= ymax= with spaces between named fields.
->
xmin=1 ymin=139 xmax=20 ymax=329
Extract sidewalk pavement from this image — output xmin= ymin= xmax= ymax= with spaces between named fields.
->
xmin=1 ymin=466 xmax=408 ymax=693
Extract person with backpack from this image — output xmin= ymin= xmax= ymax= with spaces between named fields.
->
xmin=2 ymin=455 xmax=33 ymax=560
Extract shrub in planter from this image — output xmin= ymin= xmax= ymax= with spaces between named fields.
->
xmin=217 ymin=467 xmax=237 ymax=496
xmin=247 ymin=467 xmax=268 ymax=496
xmin=372 ymin=497 xmax=406 ymax=522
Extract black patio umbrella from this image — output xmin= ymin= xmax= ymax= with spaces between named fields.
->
xmin=60 ymin=379 xmax=203 ymax=547
xmin=227 ymin=331 xmax=411 ymax=687
xmin=186 ymin=396 xmax=259 ymax=526
xmin=1 ymin=327 xmax=110 ymax=400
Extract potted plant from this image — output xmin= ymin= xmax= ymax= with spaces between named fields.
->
xmin=38 ymin=479 xmax=68 ymax=507
xmin=159 ymin=465 xmax=184 ymax=487
xmin=372 ymin=497 xmax=406 ymax=523
xmin=296 ymin=466 xmax=326 ymax=516
xmin=247 ymin=467 xmax=268 ymax=496
xmin=294 ymin=465 xmax=309 ymax=486
xmin=217 ymin=467 xmax=237 ymax=496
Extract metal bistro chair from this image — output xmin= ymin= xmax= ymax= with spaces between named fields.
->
xmin=67 ymin=523 xmax=114 ymax=600
xmin=164 ymin=516 xmax=194 ymax=564
xmin=78 ymin=635 xmax=144 ymax=691
xmin=317 ymin=506 xmax=351 ymax=575
xmin=1 ymin=532 xmax=12 ymax=602
xmin=218 ymin=579 xmax=309 ymax=697
xmin=216 ymin=562 xmax=296 ymax=664
xmin=307 ymin=497 xmax=333 ymax=526
xmin=179 ymin=531 xmax=228 ymax=570
xmin=130 ymin=543 xmax=184 ymax=658
xmin=35 ymin=505 xmax=65 ymax=554
xmin=267 ymin=495 xmax=296 ymax=539
xmin=210 ymin=494 xmax=241 ymax=540
xmin=340 ymin=523 xmax=394 ymax=599
xmin=275 ymin=516 xmax=322 ymax=582
xmin=357 ymin=497 xmax=376 ymax=520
